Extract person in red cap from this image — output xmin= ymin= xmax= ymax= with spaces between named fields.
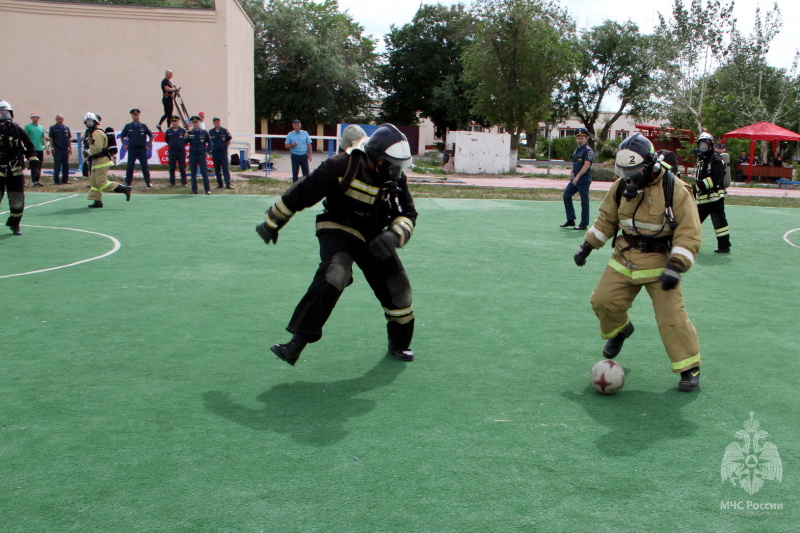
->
xmin=24 ymin=112 xmax=49 ymax=187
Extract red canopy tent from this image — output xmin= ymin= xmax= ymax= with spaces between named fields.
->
xmin=722 ymin=122 xmax=800 ymax=182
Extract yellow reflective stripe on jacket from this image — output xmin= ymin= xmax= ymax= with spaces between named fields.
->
xmin=344 ymin=178 xmax=379 ymax=204
xmin=93 ymin=160 xmax=114 ymax=169
xmin=672 ymin=354 xmax=701 ymax=371
xmin=315 ymin=221 xmax=365 ymax=242
xmin=608 ymin=258 xmax=664 ymax=280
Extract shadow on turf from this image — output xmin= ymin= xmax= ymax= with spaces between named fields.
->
xmin=202 ymin=355 xmax=406 ymax=447
xmin=562 ymin=383 xmax=700 ymax=457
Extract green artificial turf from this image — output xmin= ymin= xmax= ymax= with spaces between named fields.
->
xmin=1 ymin=192 xmax=797 ymax=532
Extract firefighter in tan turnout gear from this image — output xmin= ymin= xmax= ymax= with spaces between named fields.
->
xmin=84 ymin=112 xmax=131 ymax=208
xmin=573 ymin=133 xmax=703 ymax=391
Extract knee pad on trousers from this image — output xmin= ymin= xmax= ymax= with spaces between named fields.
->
xmin=325 ymin=252 xmax=354 ymax=291
xmin=6 ymin=191 xmax=24 ymax=213
xmin=386 ymin=271 xmax=412 ymax=309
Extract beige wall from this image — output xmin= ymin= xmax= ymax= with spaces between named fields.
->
xmin=0 ymin=0 xmax=253 ymax=147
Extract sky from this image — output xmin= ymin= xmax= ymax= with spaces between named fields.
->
xmin=333 ymin=0 xmax=799 ymax=72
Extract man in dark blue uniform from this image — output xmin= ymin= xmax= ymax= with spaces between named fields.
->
xmin=185 ymin=115 xmax=212 ymax=195
xmin=209 ymin=117 xmax=234 ymax=189
xmin=560 ymin=127 xmax=594 ymax=230
xmin=120 ymin=108 xmax=154 ymax=188
xmin=165 ymin=115 xmax=188 ymax=186
xmin=48 ymin=114 xmax=72 ymax=185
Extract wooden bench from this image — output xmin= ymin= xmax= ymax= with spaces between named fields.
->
xmin=776 ymin=179 xmax=800 ymax=189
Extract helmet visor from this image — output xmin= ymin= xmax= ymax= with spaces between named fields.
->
xmin=614 ymin=162 xmax=647 ymax=179
xmin=383 ymin=139 xmax=413 ymax=168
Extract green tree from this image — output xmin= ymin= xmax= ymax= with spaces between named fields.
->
xmin=462 ymin=0 xmax=576 ymax=170
xmin=651 ymin=0 xmax=736 ymax=133
xmin=702 ymin=3 xmax=799 ymax=130
xmin=243 ymin=0 xmax=378 ymax=126
xmin=380 ymin=3 xmax=476 ymax=146
xmin=554 ymin=20 xmax=655 ymax=152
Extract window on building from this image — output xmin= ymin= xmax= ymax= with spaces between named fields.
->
xmin=468 ymin=124 xmax=483 ymax=132
xmin=616 ymin=130 xmax=629 ymax=140
xmin=497 ymin=126 xmax=505 ymax=134
xmin=559 ymin=129 xmax=576 ymax=138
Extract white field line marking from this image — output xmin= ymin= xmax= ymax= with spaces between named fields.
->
xmin=783 ymin=228 xmax=800 ymax=249
xmin=0 ymin=194 xmax=79 ymax=215
xmin=1 ymin=225 xmax=121 ymax=279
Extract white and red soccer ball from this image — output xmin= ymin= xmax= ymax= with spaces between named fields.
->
xmin=591 ymin=360 xmax=625 ymax=394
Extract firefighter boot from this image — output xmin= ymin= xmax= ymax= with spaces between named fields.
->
xmin=387 ymin=320 xmax=415 ymax=361
xmin=88 ymin=201 xmax=104 ymax=208
xmin=678 ymin=367 xmax=700 ymax=392
xmin=270 ymin=334 xmax=308 ymax=366
xmin=389 ymin=347 xmax=415 ymax=362
xmin=6 ymin=218 xmax=21 ymax=235
xmin=603 ymin=322 xmax=634 ymax=359
xmin=114 ymin=184 xmax=132 ymax=201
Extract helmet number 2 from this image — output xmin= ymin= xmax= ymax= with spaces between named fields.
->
xmin=629 ymin=155 xmax=636 ymax=164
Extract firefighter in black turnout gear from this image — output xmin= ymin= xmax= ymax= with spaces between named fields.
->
xmin=693 ymin=132 xmax=731 ymax=253
xmin=0 ymin=100 xmax=37 ymax=235
xmin=256 ymin=124 xmax=418 ymax=366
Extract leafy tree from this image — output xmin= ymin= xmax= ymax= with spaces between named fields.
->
xmin=242 ymin=0 xmax=378 ymax=126
xmin=554 ymin=20 xmax=655 ymax=152
xmin=651 ymin=0 xmax=736 ymax=133
xmin=462 ymin=0 xmax=576 ymax=170
xmin=380 ymin=4 xmax=476 ymax=146
xmin=701 ymin=3 xmax=799 ymax=131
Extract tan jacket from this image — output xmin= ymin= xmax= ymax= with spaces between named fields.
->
xmin=584 ymin=171 xmax=702 ymax=283
xmin=88 ymin=128 xmax=112 ymax=168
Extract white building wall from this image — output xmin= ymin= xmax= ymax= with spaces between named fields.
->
xmin=0 ymin=0 xmax=254 ymax=147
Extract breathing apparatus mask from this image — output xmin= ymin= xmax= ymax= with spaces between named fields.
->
xmin=377 ymin=159 xmax=403 ymax=182
xmin=0 ymin=100 xmax=13 ymax=122
xmin=693 ymin=132 xmax=715 ymax=158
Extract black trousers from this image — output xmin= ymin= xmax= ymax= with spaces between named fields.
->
xmin=698 ymin=198 xmax=731 ymax=249
xmin=168 ymin=150 xmax=187 ymax=184
xmin=159 ymin=96 xmax=173 ymax=127
xmin=29 ymin=150 xmax=43 ymax=183
xmin=125 ymin=147 xmax=151 ymax=185
xmin=1 ymin=167 xmax=25 ymax=227
xmin=287 ymin=231 xmax=415 ymax=350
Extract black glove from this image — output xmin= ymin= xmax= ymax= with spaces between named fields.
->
xmin=659 ymin=265 xmax=683 ymax=290
xmin=369 ymin=230 xmax=399 ymax=260
xmin=255 ymin=221 xmax=278 ymax=245
xmin=574 ymin=242 xmax=592 ymax=267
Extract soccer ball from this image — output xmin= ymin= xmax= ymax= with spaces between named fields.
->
xmin=591 ymin=360 xmax=625 ymax=394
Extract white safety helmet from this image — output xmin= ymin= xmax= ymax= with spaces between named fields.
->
xmin=696 ymin=132 xmax=714 ymax=155
xmin=339 ymin=124 xmax=368 ymax=154
xmin=0 ymin=99 xmax=13 ymax=121
xmin=84 ymin=112 xmax=99 ymax=128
